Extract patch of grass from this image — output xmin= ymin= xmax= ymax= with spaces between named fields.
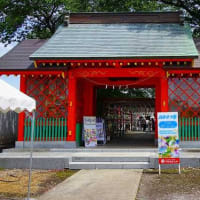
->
xmin=0 ymin=169 xmax=79 ymax=199
xmin=0 ymin=168 xmax=4 ymax=171
xmin=55 ymin=169 xmax=78 ymax=181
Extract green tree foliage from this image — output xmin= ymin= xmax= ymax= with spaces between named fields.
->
xmin=1 ymin=0 xmax=199 ymax=42
xmin=0 ymin=0 xmax=67 ymax=44
xmin=67 ymin=0 xmax=164 ymax=12
xmin=159 ymin=0 xmax=200 ymax=37
xmin=0 ymin=0 xmax=164 ymax=44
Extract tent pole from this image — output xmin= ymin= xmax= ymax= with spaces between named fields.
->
xmin=27 ymin=111 xmax=35 ymax=200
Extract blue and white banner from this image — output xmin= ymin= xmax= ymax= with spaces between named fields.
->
xmin=158 ymin=112 xmax=180 ymax=164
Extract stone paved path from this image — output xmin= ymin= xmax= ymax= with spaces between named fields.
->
xmin=38 ymin=169 xmax=142 ymax=200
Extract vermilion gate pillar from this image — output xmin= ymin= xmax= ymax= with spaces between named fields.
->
xmin=83 ymin=81 xmax=94 ymax=116
xmin=67 ymin=73 xmax=77 ymax=141
xmin=18 ymin=75 xmax=26 ymax=141
xmin=155 ymin=76 xmax=169 ymax=139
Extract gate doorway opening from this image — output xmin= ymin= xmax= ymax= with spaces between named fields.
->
xmin=96 ymin=87 xmax=155 ymax=147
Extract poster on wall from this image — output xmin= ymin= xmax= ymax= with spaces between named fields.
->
xmin=96 ymin=119 xmax=106 ymax=145
xmin=158 ymin=112 xmax=180 ymax=165
xmin=83 ymin=116 xmax=97 ymax=147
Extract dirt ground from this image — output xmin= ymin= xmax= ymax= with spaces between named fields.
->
xmin=0 ymin=168 xmax=78 ymax=200
xmin=136 ymin=168 xmax=200 ymax=200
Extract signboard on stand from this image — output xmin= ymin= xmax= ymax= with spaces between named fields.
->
xmin=157 ymin=112 xmax=180 ymax=174
xmin=96 ymin=119 xmax=106 ymax=145
xmin=83 ymin=116 xmax=97 ymax=147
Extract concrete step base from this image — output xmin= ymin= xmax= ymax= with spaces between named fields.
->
xmin=3 ymin=148 xmax=157 ymax=153
xmin=72 ymin=156 xmax=149 ymax=162
xmin=69 ymin=161 xmax=150 ymax=169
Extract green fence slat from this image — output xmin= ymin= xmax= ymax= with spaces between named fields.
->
xmin=30 ymin=118 xmax=32 ymax=141
xmin=179 ymin=117 xmax=181 ymax=140
xmin=33 ymin=118 xmax=36 ymax=141
xmin=66 ymin=118 xmax=68 ymax=140
xmin=76 ymin=123 xmax=81 ymax=146
xmin=35 ymin=119 xmax=37 ymax=141
xmin=64 ymin=118 xmax=67 ymax=140
xmin=185 ymin=118 xmax=187 ymax=141
xmin=56 ymin=118 xmax=59 ymax=141
xmin=26 ymin=119 xmax=28 ymax=141
xmin=43 ymin=118 xmax=47 ymax=141
xmin=192 ymin=118 xmax=194 ymax=141
xmin=29 ymin=118 xmax=31 ymax=141
xmin=27 ymin=119 xmax=29 ymax=141
xmin=39 ymin=118 xmax=41 ymax=141
xmin=52 ymin=118 xmax=54 ymax=141
xmin=47 ymin=118 xmax=51 ymax=141
xmin=181 ymin=117 xmax=184 ymax=141
xmin=63 ymin=118 xmax=65 ymax=140
xmin=46 ymin=118 xmax=48 ymax=141
xmin=58 ymin=118 xmax=61 ymax=141
xmin=34 ymin=119 xmax=37 ymax=141
xmin=49 ymin=118 xmax=52 ymax=141
xmin=188 ymin=118 xmax=190 ymax=141
xmin=42 ymin=118 xmax=45 ymax=141
xmin=198 ymin=118 xmax=200 ymax=141
xmin=34 ymin=118 xmax=36 ymax=141
xmin=27 ymin=118 xmax=29 ymax=141
xmin=61 ymin=118 xmax=64 ymax=141
xmin=195 ymin=117 xmax=197 ymax=141
xmin=36 ymin=119 xmax=39 ymax=141
xmin=58 ymin=118 xmax=60 ymax=141
xmin=55 ymin=118 xmax=58 ymax=140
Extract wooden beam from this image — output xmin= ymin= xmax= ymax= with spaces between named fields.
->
xmin=70 ymin=67 xmax=166 ymax=78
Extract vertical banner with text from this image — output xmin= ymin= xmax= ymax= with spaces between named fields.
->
xmin=158 ymin=112 xmax=180 ymax=164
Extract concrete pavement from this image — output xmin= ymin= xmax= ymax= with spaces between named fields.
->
xmin=38 ymin=169 xmax=142 ymax=200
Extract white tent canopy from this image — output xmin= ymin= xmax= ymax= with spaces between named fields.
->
xmin=0 ymin=79 xmax=36 ymax=113
xmin=0 ymin=79 xmax=36 ymax=200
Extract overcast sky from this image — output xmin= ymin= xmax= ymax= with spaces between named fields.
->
xmin=0 ymin=42 xmax=20 ymax=90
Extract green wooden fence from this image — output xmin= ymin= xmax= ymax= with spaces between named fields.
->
xmin=24 ymin=118 xmax=67 ymax=141
xmin=179 ymin=117 xmax=200 ymax=141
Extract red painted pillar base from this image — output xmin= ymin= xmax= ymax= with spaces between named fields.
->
xmin=67 ymin=73 xmax=77 ymax=141
xmin=18 ymin=113 xmax=25 ymax=141
xmin=155 ymin=77 xmax=169 ymax=140
xmin=18 ymin=75 xmax=26 ymax=141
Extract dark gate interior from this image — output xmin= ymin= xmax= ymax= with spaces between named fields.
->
xmin=96 ymin=88 xmax=156 ymax=147
xmin=102 ymin=98 xmax=155 ymax=138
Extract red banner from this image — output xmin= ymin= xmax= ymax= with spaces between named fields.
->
xmin=159 ymin=158 xmax=180 ymax=164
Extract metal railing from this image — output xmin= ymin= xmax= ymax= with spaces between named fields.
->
xmin=179 ymin=117 xmax=200 ymax=141
xmin=24 ymin=117 xmax=67 ymax=141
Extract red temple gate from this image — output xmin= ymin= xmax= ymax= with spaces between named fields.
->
xmin=1 ymin=12 xmax=198 ymax=148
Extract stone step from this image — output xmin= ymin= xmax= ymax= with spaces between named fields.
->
xmin=51 ymin=148 xmax=157 ymax=153
xmin=3 ymin=148 xmax=157 ymax=153
xmin=69 ymin=161 xmax=150 ymax=169
xmin=72 ymin=156 xmax=149 ymax=162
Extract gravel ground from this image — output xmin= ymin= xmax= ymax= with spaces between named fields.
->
xmin=136 ymin=168 xmax=200 ymax=200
